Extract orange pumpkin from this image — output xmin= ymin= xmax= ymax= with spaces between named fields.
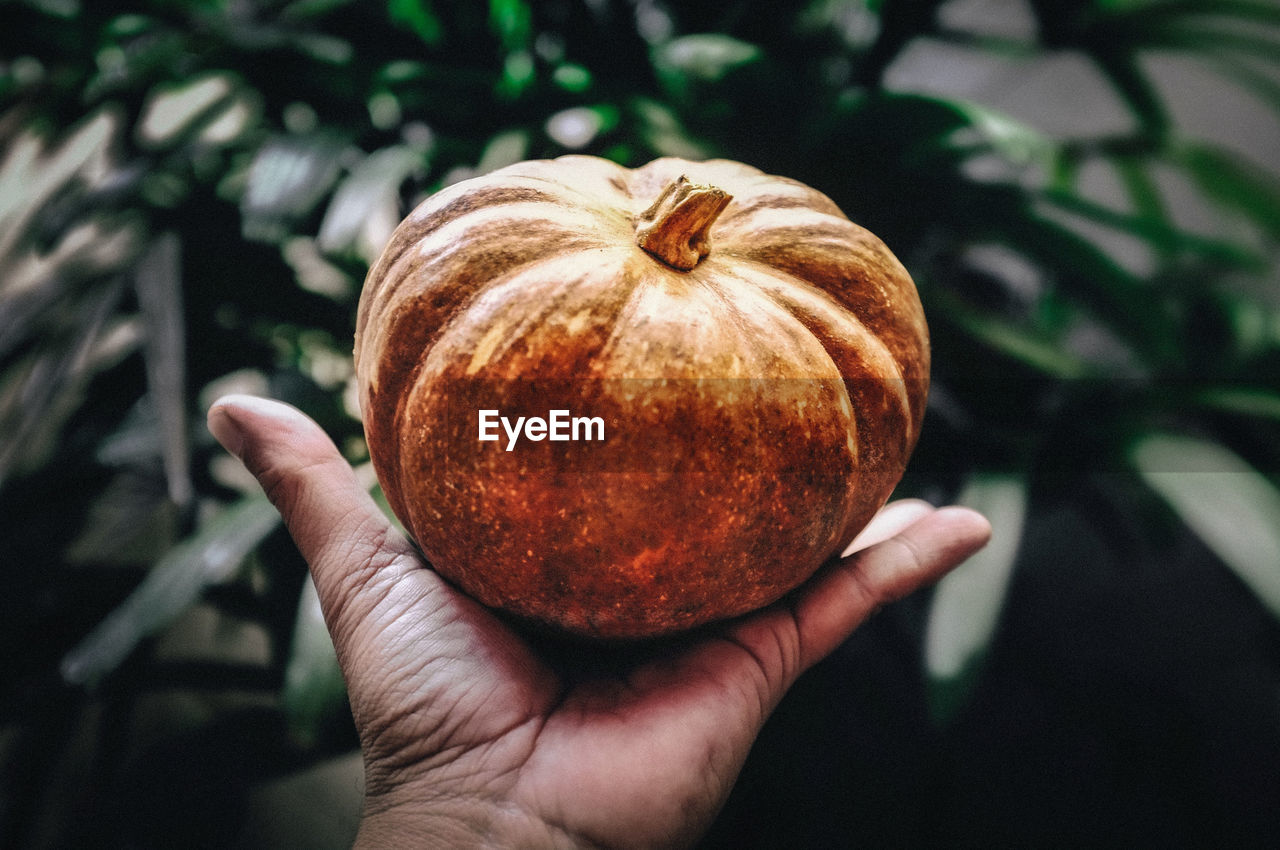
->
xmin=354 ymin=155 xmax=928 ymax=638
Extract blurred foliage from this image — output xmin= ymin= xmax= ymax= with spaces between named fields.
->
xmin=1 ymin=0 xmax=1278 ymax=846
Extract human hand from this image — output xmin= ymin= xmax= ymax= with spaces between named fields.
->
xmin=207 ymin=395 xmax=990 ymax=849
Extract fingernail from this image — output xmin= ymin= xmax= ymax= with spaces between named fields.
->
xmin=207 ymin=402 xmax=245 ymax=460
xmin=844 ymin=499 xmax=935 ymax=555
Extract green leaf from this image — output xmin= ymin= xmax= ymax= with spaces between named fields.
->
xmin=0 ymin=279 xmax=134 ymax=487
xmin=1144 ymin=19 xmax=1280 ymax=61
xmin=21 ymin=0 xmax=80 ymax=19
xmin=283 ymin=0 xmax=361 ymax=19
xmin=474 ymin=128 xmax=529 ymax=174
xmin=1208 ymin=52 xmax=1280 ymax=115
xmin=497 ymin=49 xmax=535 ymax=99
xmin=60 ymin=495 xmax=281 ymax=689
xmin=652 ymin=34 xmax=762 ymax=100
xmin=240 ymin=133 xmax=348 ymax=243
xmin=1172 ymin=141 xmax=1280 ymax=242
xmin=946 ymin=99 xmax=1057 ymax=172
xmin=630 ymin=98 xmax=713 ymax=160
xmin=317 ymin=144 xmax=424 ymax=263
xmin=1131 ymin=0 xmax=1280 ymax=26
xmin=135 ymin=73 xmax=237 ymax=148
xmin=1115 ymin=155 xmax=1165 ymax=223
xmin=489 ymin=0 xmax=532 ymax=50
xmin=1096 ymin=1 xmax=1280 ymax=57
xmin=1038 ymin=188 xmax=1266 ymax=269
xmin=1093 ymin=49 xmax=1169 ymax=133
xmin=1019 ymin=202 xmax=1179 ymax=361
xmin=282 ymin=576 xmax=347 ymax=748
xmin=545 ymin=104 xmax=619 ymax=150
xmin=552 ymin=63 xmax=592 ymax=93
xmin=1133 ymin=433 xmax=1280 ymax=623
xmin=925 ymin=473 xmax=1028 ymax=725
xmin=1195 ymin=387 xmax=1280 ymax=422
xmin=134 ymin=234 xmax=192 ymax=507
xmin=942 ymin=296 xmax=1095 ymax=379
xmin=388 ymin=0 xmax=442 ymax=46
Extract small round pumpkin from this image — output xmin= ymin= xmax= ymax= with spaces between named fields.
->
xmin=354 ymin=155 xmax=928 ymax=638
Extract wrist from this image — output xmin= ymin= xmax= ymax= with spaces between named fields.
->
xmin=354 ymin=788 xmax=587 ymax=849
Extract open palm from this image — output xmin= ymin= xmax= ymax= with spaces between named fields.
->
xmin=209 ymin=394 xmax=989 ymax=849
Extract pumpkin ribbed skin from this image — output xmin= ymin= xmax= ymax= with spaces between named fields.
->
xmin=354 ymin=155 xmax=928 ymax=638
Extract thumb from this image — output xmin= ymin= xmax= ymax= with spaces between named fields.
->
xmin=206 ymin=394 xmax=418 ymax=631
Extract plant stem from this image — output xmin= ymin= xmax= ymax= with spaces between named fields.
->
xmin=635 ymin=176 xmax=732 ymax=271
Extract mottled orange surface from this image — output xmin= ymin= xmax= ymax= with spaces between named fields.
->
xmin=354 ymin=155 xmax=928 ymax=638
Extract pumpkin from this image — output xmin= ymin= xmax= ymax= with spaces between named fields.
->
xmin=354 ymin=155 xmax=928 ymax=639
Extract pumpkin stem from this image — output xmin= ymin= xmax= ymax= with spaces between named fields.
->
xmin=635 ymin=175 xmax=732 ymax=271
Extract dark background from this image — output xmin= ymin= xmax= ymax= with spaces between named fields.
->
xmin=2 ymin=1 xmax=1278 ymax=846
